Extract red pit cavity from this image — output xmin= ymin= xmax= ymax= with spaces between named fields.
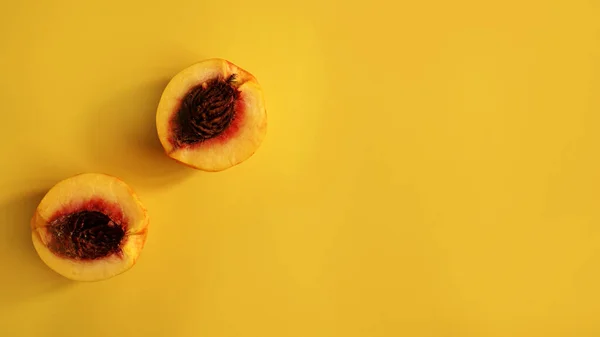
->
xmin=46 ymin=198 xmax=128 ymax=261
xmin=169 ymin=75 xmax=245 ymax=149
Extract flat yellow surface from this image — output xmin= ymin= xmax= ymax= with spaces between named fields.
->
xmin=0 ymin=1 xmax=599 ymax=336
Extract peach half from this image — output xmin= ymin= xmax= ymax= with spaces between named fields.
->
xmin=31 ymin=173 xmax=149 ymax=281
xmin=156 ymin=58 xmax=267 ymax=171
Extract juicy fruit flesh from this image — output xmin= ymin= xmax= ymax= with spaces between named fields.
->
xmin=47 ymin=210 xmax=125 ymax=260
xmin=31 ymin=173 xmax=149 ymax=281
xmin=156 ymin=58 xmax=268 ymax=171
xmin=173 ymin=74 xmax=240 ymax=146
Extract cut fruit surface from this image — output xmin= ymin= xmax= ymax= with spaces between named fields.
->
xmin=156 ymin=58 xmax=267 ymax=171
xmin=31 ymin=173 xmax=149 ymax=281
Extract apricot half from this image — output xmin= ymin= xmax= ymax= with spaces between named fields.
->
xmin=156 ymin=58 xmax=267 ymax=171
xmin=31 ymin=173 xmax=149 ymax=281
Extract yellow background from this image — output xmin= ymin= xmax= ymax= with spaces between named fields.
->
xmin=0 ymin=0 xmax=599 ymax=336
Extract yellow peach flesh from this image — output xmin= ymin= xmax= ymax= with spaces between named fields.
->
xmin=156 ymin=58 xmax=267 ymax=171
xmin=31 ymin=173 xmax=149 ymax=281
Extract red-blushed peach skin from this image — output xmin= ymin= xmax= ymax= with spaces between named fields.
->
xmin=156 ymin=58 xmax=267 ymax=172
xmin=31 ymin=173 xmax=149 ymax=281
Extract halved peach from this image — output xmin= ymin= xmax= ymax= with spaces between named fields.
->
xmin=31 ymin=173 xmax=149 ymax=281
xmin=156 ymin=58 xmax=267 ymax=172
